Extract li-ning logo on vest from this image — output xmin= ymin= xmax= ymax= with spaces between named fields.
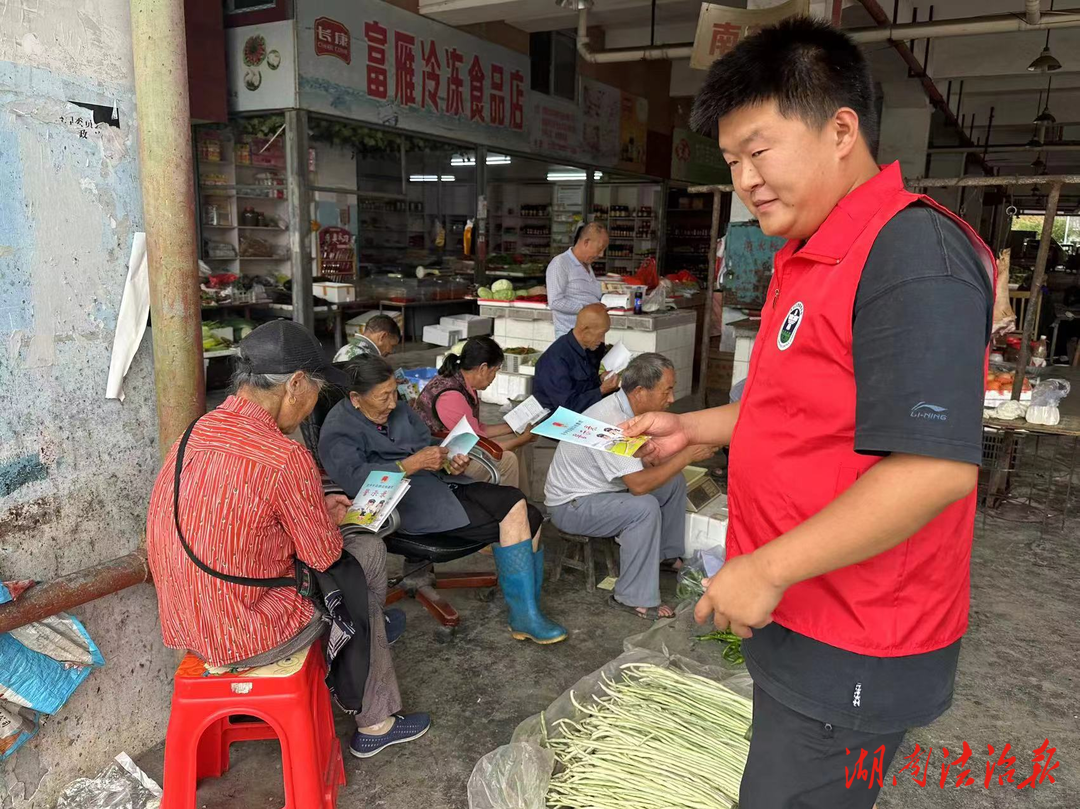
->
xmin=777 ymin=301 xmax=805 ymax=351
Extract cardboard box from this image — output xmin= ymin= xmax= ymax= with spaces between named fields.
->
xmin=312 ymin=282 xmax=356 ymax=303
xmin=440 ymin=314 xmax=493 ymax=337
xmin=423 ymin=324 xmax=463 ymax=346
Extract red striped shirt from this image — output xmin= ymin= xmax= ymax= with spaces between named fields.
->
xmin=146 ymin=396 xmax=342 ymax=666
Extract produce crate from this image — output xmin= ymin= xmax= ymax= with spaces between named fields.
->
xmin=502 ymin=348 xmax=541 ymax=373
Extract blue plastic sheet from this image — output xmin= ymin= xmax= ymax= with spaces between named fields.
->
xmin=0 ymin=581 xmax=104 ymax=758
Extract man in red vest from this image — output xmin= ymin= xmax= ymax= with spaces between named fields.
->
xmin=623 ymin=17 xmax=995 ymax=809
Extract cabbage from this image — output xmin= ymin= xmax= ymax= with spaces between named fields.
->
xmin=477 ymin=286 xmax=494 ymax=299
xmin=491 ymin=279 xmax=514 ymax=293
xmin=493 ymin=289 xmax=515 ymax=300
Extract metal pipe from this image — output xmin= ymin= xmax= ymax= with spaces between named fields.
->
xmin=847 ymin=9 xmax=1080 ymax=42
xmin=689 ymin=173 xmax=1080 ymax=194
xmin=1010 ymin=181 xmax=1061 ymax=400
xmin=130 ymin=0 xmax=205 ymax=455
xmin=576 ymin=7 xmax=692 ymax=63
xmin=0 ymin=551 xmax=151 ymax=635
xmin=930 ymin=142 xmax=1080 ymax=153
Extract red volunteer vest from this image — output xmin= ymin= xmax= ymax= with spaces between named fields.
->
xmin=728 ymin=163 xmax=995 ymax=657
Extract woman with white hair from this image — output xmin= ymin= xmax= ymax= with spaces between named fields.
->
xmin=146 ymin=320 xmax=430 ymax=759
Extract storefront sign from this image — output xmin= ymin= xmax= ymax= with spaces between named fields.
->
xmin=314 ymin=17 xmax=352 ymax=64
xmin=671 ymin=127 xmax=731 ymax=185
xmin=581 ymin=79 xmax=621 ymax=168
xmin=227 ymin=20 xmax=298 ymax=110
xmin=296 ymin=0 xmax=531 ymax=152
xmin=690 ymin=0 xmax=809 ymax=70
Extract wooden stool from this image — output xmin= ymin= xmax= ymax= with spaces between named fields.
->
xmin=161 ymin=644 xmax=345 ymax=809
xmin=552 ymin=531 xmax=619 ymax=591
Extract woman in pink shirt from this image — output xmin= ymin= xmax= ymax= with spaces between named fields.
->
xmin=414 ymin=337 xmax=536 ymax=493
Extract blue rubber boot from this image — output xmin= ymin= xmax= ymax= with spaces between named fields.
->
xmin=493 ymin=542 xmax=567 ymax=644
xmin=533 ymin=547 xmax=546 ymax=601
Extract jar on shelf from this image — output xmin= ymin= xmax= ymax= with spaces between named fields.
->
xmin=242 ymin=207 xmax=257 ymax=227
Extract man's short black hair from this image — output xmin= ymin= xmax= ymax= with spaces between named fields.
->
xmin=691 ymin=16 xmax=879 ymax=155
xmin=364 ymin=314 xmax=402 ymax=341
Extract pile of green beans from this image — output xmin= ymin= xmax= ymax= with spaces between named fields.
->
xmin=545 ymin=663 xmax=752 ymax=809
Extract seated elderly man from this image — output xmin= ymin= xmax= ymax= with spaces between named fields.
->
xmin=545 ymin=353 xmax=716 ymax=619
xmin=333 ymin=314 xmax=402 ymax=363
xmin=533 ymin=303 xmax=619 ymax=414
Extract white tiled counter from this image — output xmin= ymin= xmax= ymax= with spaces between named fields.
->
xmin=480 ymin=303 xmax=699 ymax=401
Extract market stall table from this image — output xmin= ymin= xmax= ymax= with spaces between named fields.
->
xmin=378 ymin=298 xmax=477 ymax=342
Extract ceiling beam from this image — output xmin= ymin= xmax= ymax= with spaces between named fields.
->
xmin=853 ymin=0 xmax=994 ymax=175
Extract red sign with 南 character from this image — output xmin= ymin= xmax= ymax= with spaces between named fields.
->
xmin=690 ymin=0 xmax=809 ymax=69
xmin=314 ymin=17 xmax=351 ymax=65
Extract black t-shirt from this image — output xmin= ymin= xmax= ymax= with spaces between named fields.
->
xmin=745 ymin=203 xmax=993 ymax=734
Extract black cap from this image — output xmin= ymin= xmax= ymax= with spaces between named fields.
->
xmin=238 ymin=319 xmax=349 ymax=387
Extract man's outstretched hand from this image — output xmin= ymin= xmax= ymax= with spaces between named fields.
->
xmin=693 ymin=553 xmax=785 ymax=639
xmin=620 ymin=411 xmax=690 ymax=463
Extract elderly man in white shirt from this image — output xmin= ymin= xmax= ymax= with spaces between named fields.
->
xmin=545 ymin=222 xmax=610 ymax=337
xmin=545 ymin=353 xmax=717 ymax=618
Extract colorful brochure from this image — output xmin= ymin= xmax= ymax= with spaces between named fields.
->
xmin=532 ymin=406 xmax=650 ymax=458
xmin=341 ymin=470 xmax=410 ymax=532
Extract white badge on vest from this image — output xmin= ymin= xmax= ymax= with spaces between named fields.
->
xmin=777 ymin=301 xmax=805 ymax=351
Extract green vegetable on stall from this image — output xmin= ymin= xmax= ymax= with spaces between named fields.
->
xmin=545 ymin=663 xmax=752 ymax=809
xmin=477 ymin=286 xmax=494 ymax=299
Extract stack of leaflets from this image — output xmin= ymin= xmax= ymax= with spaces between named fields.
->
xmin=341 ymin=470 xmax=411 ymax=531
xmin=532 ymin=406 xmax=650 ymax=458
xmin=503 ymin=395 xmax=549 ymax=434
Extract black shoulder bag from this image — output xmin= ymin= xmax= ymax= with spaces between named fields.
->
xmin=173 ymin=418 xmax=317 ymax=599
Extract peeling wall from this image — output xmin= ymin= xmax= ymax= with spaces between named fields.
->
xmin=0 ymin=1 xmax=175 ymax=806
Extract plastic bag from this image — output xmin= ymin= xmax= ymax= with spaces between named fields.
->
xmin=1026 ymin=379 xmax=1071 ymax=426
xmin=55 ymin=752 xmax=162 ymax=809
xmin=467 ymin=743 xmax=554 ymax=809
xmin=641 ymin=281 xmax=668 ymax=312
xmin=675 ymin=544 xmax=726 ymax=604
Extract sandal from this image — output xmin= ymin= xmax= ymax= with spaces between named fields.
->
xmin=607 ymin=594 xmax=673 ymax=620
xmin=660 ymin=557 xmax=683 ymax=573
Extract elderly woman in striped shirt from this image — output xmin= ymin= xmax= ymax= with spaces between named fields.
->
xmin=146 ymin=321 xmax=430 ymax=759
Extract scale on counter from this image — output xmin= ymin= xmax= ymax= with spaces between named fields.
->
xmin=682 ymin=465 xmax=723 ymax=512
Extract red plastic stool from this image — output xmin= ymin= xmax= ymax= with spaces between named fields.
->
xmin=161 ymin=644 xmax=345 ymax=809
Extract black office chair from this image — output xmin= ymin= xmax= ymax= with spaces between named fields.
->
xmin=301 ymin=386 xmax=503 ymax=631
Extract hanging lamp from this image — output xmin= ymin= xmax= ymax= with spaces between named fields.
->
xmin=1034 ymin=77 xmax=1057 ymax=125
xmin=1029 ymin=0 xmax=1063 ymax=72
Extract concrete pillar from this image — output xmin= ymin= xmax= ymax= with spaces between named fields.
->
xmin=286 ymin=109 xmax=314 ymax=328
xmin=130 ymin=0 xmax=205 ymax=455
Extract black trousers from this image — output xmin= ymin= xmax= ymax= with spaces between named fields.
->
xmin=740 ymin=685 xmax=907 ymax=809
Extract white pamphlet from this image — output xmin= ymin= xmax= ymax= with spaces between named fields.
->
xmin=503 ymin=395 xmax=549 ymax=434
xmin=440 ymin=415 xmax=479 ymax=469
xmin=600 ymin=341 xmax=631 ymax=380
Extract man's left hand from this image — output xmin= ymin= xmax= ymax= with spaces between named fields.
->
xmin=693 ymin=552 xmax=785 ymax=639
xmin=324 ymin=494 xmax=352 ymax=525
xmin=448 ymin=453 xmax=470 ymax=475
